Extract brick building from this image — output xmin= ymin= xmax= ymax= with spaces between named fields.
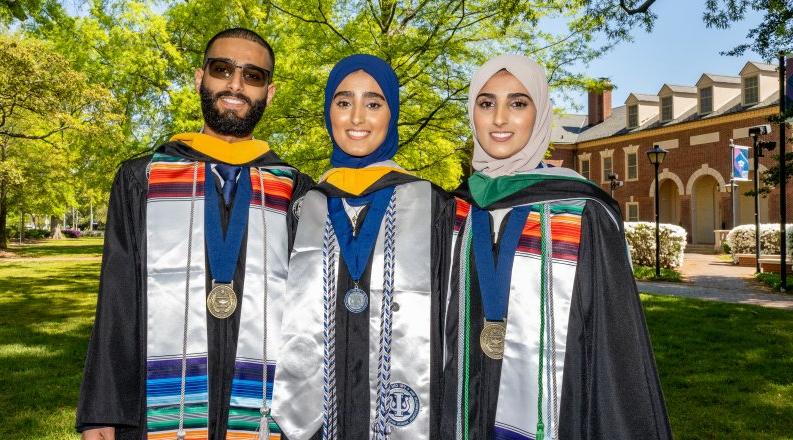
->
xmin=550 ymin=60 xmax=793 ymax=245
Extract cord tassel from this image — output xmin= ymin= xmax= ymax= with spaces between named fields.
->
xmin=258 ymin=408 xmax=271 ymax=440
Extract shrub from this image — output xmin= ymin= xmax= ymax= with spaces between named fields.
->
xmin=81 ymin=230 xmax=105 ymax=238
xmin=788 ymin=225 xmax=793 ymax=260
xmin=25 ymin=229 xmax=51 ymax=239
xmin=624 ymin=222 xmax=687 ymax=269
xmin=2 ymin=228 xmax=51 ymax=240
xmin=633 ymin=265 xmax=682 ymax=282
xmin=725 ymin=224 xmax=792 ymax=257
xmin=755 ymin=272 xmax=793 ymax=291
xmin=61 ymin=228 xmax=82 ymax=238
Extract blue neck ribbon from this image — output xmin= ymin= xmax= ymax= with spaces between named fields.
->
xmin=204 ymin=165 xmax=252 ymax=284
xmin=327 ymin=186 xmax=395 ymax=283
xmin=471 ymin=205 xmax=531 ymax=321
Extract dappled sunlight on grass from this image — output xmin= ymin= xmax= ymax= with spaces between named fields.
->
xmin=0 ymin=344 xmax=58 ymax=358
xmin=6 ymin=238 xmax=104 ymax=258
xmin=0 ymin=241 xmax=99 ymax=440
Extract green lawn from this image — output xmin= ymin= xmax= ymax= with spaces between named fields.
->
xmin=1 ymin=239 xmax=792 ymax=439
xmin=642 ymin=294 xmax=793 ymax=439
xmin=0 ymin=238 xmax=102 ymax=440
xmin=634 ymin=265 xmax=683 ymax=282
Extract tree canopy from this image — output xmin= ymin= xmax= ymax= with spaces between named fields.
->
xmin=7 ymin=0 xmax=772 ymax=246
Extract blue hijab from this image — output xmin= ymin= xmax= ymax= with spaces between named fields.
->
xmin=324 ymin=54 xmax=400 ymax=168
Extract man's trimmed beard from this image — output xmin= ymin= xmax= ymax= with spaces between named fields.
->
xmin=200 ymin=83 xmax=267 ymax=137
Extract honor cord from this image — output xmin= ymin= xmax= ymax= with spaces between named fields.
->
xmin=177 ymin=161 xmax=199 ymax=440
xmin=454 ymin=214 xmax=471 ymax=440
xmin=462 ymin=221 xmax=473 ymax=440
xmin=536 ymin=205 xmax=549 ymax=440
xmin=322 ymin=216 xmax=339 ymax=440
xmin=373 ymin=191 xmax=398 ymax=439
xmin=258 ymin=170 xmax=271 ymax=440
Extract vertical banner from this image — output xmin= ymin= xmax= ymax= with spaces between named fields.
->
xmin=732 ymin=145 xmax=750 ymax=181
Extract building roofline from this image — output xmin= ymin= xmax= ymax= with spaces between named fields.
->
xmin=574 ymin=104 xmax=777 ymax=149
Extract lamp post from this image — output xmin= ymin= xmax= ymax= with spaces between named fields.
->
xmin=749 ymin=124 xmax=776 ymax=273
xmin=647 ymin=145 xmax=668 ymax=278
xmin=729 ymin=138 xmax=738 ymax=228
xmin=778 ymin=52 xmax=787 ymax=292
xmin=608 ymin=172 xmax=624 ymax=197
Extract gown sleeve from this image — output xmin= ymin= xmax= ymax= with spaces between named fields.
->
xmin=430 ymin=188 xmax=455 ymax=439
xmin=75 ymin=158 xmax=149 ymax=436
xmin=440 ymin=199 xmax=464 ymax=439
xmin=559 ymin=200 xmax=672 ymax=439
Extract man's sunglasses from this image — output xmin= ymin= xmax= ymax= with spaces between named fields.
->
xmin=203 ymin=57 xmax=271 ymax=87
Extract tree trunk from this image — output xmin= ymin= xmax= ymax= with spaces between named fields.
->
xmin=51 ymin=215 xmax=63 ymax=240
xmin=0 ymin=186 xmax=7 ymax=250
xmin=0 ymin=140 xmax=6 ymax=250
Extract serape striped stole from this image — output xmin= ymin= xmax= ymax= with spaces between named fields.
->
xmin=146 ymin=153 xmax=292 ymax=440
xmin=455 ymin=199 xmax=585 ymax=440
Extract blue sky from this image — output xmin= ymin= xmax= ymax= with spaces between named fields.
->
xmin=553 ymin=0 xmax=766 ymax=114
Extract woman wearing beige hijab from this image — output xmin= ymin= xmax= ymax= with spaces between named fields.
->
xmin=441 ymin=55 xmax=671 ymax=439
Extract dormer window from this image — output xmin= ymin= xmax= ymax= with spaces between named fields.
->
xmin=660 ymin=96 xmax=673 ymax=122
xmin=699 ymin=86 xmax=713 ymax=114
xmin=627 ymin=104 xmax=638 ymax=128
xmin=743 ymin=76 xmax=759 ymax=105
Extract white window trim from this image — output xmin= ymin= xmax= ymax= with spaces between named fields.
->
xmin=578 ymin=152 xmax=592 ymax=180
xmin=626 ymin=202 xmax=640 ymax=222
xmin=580 ymin=158 xmax=591 ymax=180
xmin=699 ymin=86 xmax=713 ymax=114
xmin=743 ymin=75 xmax=759 ymax=106
xmin=623 ymin=144 xmax=640 ymax=182
xmin=660 ymin=96 xmax=673 ymax=122
xmin=627 ymin=104 xmax=639 ymax=128
xmin=599 ymin=149 xmax=614 ymax=184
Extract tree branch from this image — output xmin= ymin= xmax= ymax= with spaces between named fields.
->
xmin=398 ymin=84 xmax=467 ymax=148
xmin=619 ymin=0 xmax=655 ymax=14
xmin=270 ymin=1 xmax=352 ymax=45
xmin=0 ymin=125 xmax=71 ymax=140
xmin=403 ymin=145 xmax=468 ymax=172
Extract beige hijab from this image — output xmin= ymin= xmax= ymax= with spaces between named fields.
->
xmin=469 ymin=54 xmax=552 ymax=177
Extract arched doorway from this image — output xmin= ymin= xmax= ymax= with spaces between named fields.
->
xmin=659 ymin=179 xmax=681 ymax=225
xmin=692 ymin=175 xmax=720 ymax=244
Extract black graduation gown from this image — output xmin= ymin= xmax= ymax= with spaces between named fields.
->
xmin=292 ymin=172 xmax=456 ymax=440
xmin=75 ymin=142 xmax=314 ymax=440
xmin=440 ymin=178 xmax=672 ymax=440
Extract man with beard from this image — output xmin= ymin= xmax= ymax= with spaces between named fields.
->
xmin=76 ymin=28 xmax=313 ymax=440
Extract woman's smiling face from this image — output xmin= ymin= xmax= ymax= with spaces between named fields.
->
xmin=329 ymin=70 xmax=391 ymax=157
xmin=472 ymin=69 xmax=536 ymax=160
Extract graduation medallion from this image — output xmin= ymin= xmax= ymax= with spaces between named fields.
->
xmin=480 ymin=320 xmax=507 ymax=360
xmin=344 ymin=286 xmax=369 ymax=313
xmin=471 ymin=205 xmax=532 ymax=362
xmin=207 ymin=282 xmax=237 ymax=319
xmin=204 ymin=165 xmax=250 ymax=320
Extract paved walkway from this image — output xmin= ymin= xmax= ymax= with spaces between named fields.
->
xmin=637 ymin=253 xmax=793 ymax=310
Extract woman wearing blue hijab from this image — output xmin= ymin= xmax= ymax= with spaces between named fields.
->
xmin=272 ymin=55 xmax=456 ymax=440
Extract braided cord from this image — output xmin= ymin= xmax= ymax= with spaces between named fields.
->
xmin=373 ymin=190 xmax=398 ymax=439
xmin=258 ymin=170 xmax=271 ymax=439
xmin=536 ymin=205 xmax=549 ymax=440
xmin=455 ymin=214 xmax=472 ymax=440
xmin=177 ymin=161 xmax=199 ymax=440
xmin=322 ymin=215 xmax=339 ymax=440
xmin=462 ymin=220 xmax=473 ymax=440
xmin=544 ymin=204 xmax=559 ymax=440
